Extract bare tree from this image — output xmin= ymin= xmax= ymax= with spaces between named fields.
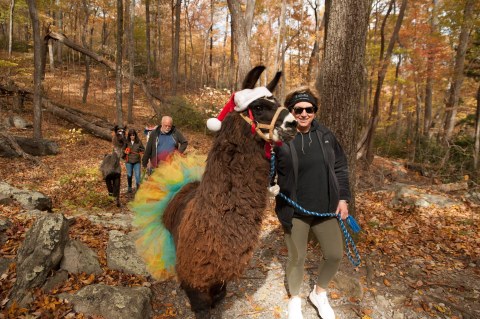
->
xmin=116 ymin=0 xmax=124 ymax=125
xmin=126 ymin=0 xmax=135 ymax=123
xmin=317 ymin=0 xmax=371 ymax=215
xmin=357 ymin=0 xmax=408 ymax=164
xmin=81 ymin=0 xmax=91 ymax=104
xmin=443 ymin=0 xmax=475 ymax=141
xmin=26 ymin=0 xmax=43 ymax=139
xmin=474 ymin=84 xmax=480 ymax=170
xmin=8 ymin=0 xmax=15 ymax=57
xmin=424 ymin=0 xmax=438 ymax=137
xmin=171 ymin=0 xmax=181 ymax=94
xmin=146 ymin=0 xmax=152 ymax=78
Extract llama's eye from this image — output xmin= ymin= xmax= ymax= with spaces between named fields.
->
xmin=252 ymin=105 xmax=263 ymax=112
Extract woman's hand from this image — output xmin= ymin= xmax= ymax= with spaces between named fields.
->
xmin=336 ymin=200 xmax=349 ymax=220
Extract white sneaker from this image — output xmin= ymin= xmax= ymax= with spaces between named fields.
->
xmin=309 ymin=285 xmax=335 ymax=319
xmin=287 ymin=296 xmax=304 ymax=319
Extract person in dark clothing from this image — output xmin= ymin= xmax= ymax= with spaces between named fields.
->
xmin=274 ymin=87 xmax=351 ymax=319
xmin=123 ymin=129 xmax=145 ymax=193
xmin=142 ymin=116 xmax=188 ymax=171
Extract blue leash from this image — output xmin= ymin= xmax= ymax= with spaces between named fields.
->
xmin=269 ymin=150 xmax=362 ymax=267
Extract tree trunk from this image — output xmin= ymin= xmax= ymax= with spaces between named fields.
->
xmin=55 ymin=0 xmax=62 ymax=64
xmin=128 ymin=0 xmax=135 ymax=123
xmin=146 ymin=0 xmax=152 ymax=78
xmin=359 ymin=0 xmax=407 ymax=164
xmin=156 ymin=0 xmax=162 ymax=81
xmin=443 ymin=0 xmax=475 ymax=141
xmin=274 ymin=0 xmax=286 ymax=74
xmin=171 ymin=0 xmax=181 ymax=95
xmin=0 ymin=132 xmax=56 ymax=161
xmin=306 ymin=0 xmax=323 ymax=84
xmin=81 ymin=0 xmax=91 ymax=104
xmin=27 ymin=0 xmax=43 ymax=139
xmin=115 ymin=0 xmax=124 ymax=125
xmin=8 ymin=0 xmax=14 ymax=57
xmin=317 ymin=0 xmax=370 ymax=217
xmin=424 ymin=0 xmax=437 ymax=137
xmin=227 ymin=0 xmax=255 ymax=89
xmin=474 ymin=83 xmax=480 ymax=171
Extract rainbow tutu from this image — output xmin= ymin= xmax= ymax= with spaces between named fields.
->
xmin=130 ymin=153 xmax=205 ymax=279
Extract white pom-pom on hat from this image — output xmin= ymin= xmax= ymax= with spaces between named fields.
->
xmin=206 ymin=118 xmax=222 ymax=131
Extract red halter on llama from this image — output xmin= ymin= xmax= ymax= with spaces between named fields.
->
xmin=131 ymin=66 xmax=297 ymax=319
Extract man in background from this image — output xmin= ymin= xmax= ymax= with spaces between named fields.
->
xmin=142 ymin=116 xmax=188 ymax=173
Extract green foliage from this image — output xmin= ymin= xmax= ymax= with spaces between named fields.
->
xmin=374 ymin=131 xmax=409 ymax=159
xmin=62 ymin=128 xmax=87 ymax=145
xmin=164 ymin=96 xmax=208 ymax=132
xmin=0 ymin=59 xmax=18 ymax=67
xmin=374 ymin=130 xmax=478 ymax=183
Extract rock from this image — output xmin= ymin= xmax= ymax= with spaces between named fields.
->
xmin=0 ymin=182 xmax=52 ymax=211
xmin=106 ymin=230 xmax=149 ymax=276
xmin=58 ymin=284 xmax=152 ymax=319
xmin=391 ymin=184 xmax=460 ymax=208
xmin=42 ymin=270 xmax=69 ymax=293
xmin=332 ymin=271 xmax=363 ymax=300
xmin=9 ymin=213 xmax=69 ymax=305
xmin=3 ymin=115 xmax=32 ymax=129
xmin=0 ymin=257 xmax=13 ymax=275
xmin=61 ymin=240 xmax=103 ymax=275
xmin=0 ymin=217 xmax=12 ymax=246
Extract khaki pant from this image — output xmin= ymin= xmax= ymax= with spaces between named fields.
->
xmin=284 ymin=217 xmax=343 ymax=296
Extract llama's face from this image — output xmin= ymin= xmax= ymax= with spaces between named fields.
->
xmin=247 ymin=97 xmax=297 ymax=143
xmin=112 ymin=126 xmax=127 ymax=146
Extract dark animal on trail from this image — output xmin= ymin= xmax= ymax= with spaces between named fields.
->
xmin=100 ymin=125 xmax=126 ymax=207
xmin=162 ymin=66 xmax=297 ymax=318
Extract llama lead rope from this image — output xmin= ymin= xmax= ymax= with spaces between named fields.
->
xmin=269 ymin=148 xmax=362 ymax=267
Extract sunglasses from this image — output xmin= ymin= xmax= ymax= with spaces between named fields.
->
xmin=293 ymin=106 xmax=315 ymax=115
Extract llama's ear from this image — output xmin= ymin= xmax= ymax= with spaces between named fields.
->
xmin=266 ymin=71 xmax=282 ymax=92
xmin=242 ymin=65 xmax=266 ymax=89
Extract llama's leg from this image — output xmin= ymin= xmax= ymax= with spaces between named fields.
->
xmin=210 ymin=282 xmax=227 ymax=308
xmin=181 ymin=282 xmax=212 ymax=319
xmin=105 ymin=176 xmax=114 ymax=196
xmin=113 ymin=174 xmax=121 ymax=207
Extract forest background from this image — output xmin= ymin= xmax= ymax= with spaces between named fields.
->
xmin=0 ymin=0 xmax=479 ymax=188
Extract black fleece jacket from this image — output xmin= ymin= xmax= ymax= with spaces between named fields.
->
xmin=274 ymin=120 xmax=351 ymax=230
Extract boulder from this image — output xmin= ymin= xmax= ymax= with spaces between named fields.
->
xmin=0 ymin=217 xmax=12 ymax=246
xmin=9 ymin=214 xmax=69 ymax=305
xmin=59 ymin=284 xmax=152 ymax=319
xmin=0 ymin=182 xmax=52 ymax=211
xmin=60 ymin=240 xmax=103 ymax=275
xmin=106 ymin=230 xmax=149 ymax=277
xmin=391 ymin=183 xmax=460 ymax=208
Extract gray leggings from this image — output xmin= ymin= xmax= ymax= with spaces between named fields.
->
xmin=284 ymin=217 xmax=343 ymax=296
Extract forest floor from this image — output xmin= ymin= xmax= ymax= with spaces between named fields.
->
xmin=0 ymin=61 xmax=479 ymax=318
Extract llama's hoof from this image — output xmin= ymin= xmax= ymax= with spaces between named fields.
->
xmin=194 ymin=310 xmax=212 ymax=319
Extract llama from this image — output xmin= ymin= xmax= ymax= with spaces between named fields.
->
xmin=100 ymin=125 xmax=126 ymax=207
xmin=132 ymin=66 xmax=297 ymax=318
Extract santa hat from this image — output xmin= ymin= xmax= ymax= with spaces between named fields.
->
xmin=206 ymin=87 xmax=273 ymax=131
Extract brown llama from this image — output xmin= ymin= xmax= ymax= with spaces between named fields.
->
xmin=100 ymin=125 xmax=126 ymax=207
xmin=141 ymin=66 xmax=297 ymax=318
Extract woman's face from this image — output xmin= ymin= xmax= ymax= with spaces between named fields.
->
xmin=292 ymin=101 xmax=316 ymax=133
xmin=129 ymin=133 xmax=135 ymax=141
